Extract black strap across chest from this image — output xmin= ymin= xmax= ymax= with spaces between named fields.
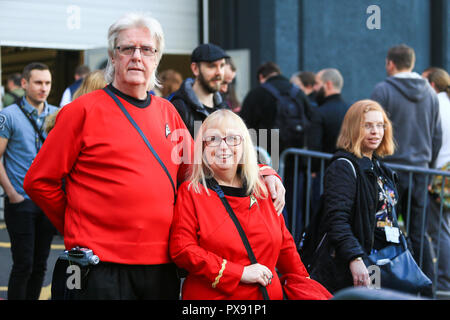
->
xmin=207 ymin=178 xmax=270 ymax=300
xmin=17 ymin=99 xmax=46 ymax=144
xmin=103 ymin=87 xmax=176 ymax=201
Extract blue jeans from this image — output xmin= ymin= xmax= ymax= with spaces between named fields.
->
xmin=4 ymin=198 xmax=55 ymax=300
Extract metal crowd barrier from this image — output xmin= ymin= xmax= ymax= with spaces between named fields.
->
xmin=278 ymin=147 xmax=450 ymax=299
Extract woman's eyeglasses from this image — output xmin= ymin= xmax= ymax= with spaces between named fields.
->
xmin=204 ymin=135 xmax=243 ymax=147
xmin=363 ymin=123 xmax=386 ymax=131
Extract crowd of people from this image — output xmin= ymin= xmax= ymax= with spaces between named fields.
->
xmin=0 ymin=11 xmax=449 ymax=300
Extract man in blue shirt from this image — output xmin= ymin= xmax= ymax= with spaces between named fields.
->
xmin=0 ymin=62 xmax=59 ymax=300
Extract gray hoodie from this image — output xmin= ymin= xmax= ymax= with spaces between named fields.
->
xmin=371 ymin=73 xmax=442 ymax=167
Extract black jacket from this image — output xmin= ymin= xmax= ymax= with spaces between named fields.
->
xmin=171 ymin=78 xmax=228 ymax=138
xmin=239 ymin=75 xmax=322 ymax=154
xmin=324 ymin=150 xmax=398 ymax=260
xmin=318 ymin=150 xmax=398 ymax=290
xmin=316 ymin=94 xmax=349 ymax=154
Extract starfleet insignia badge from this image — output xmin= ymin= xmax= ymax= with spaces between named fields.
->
xmin=165 ymin=123 xmax=171 ymax=137
xmin=250 ymin=195 xmax=257 ymax=209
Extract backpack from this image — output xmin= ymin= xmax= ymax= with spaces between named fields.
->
xmin=261 ymin=82 xmax=310 ymax=149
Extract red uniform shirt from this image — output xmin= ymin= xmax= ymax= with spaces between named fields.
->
xmin=24 ymin=88 xmax=192 ymax=264
xmin=169 ymin=181 xmax=312 ymax=300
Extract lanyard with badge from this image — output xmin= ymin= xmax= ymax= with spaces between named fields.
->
xmin=378 ymin=175 xmax=401 ymax=244
xmin=17 ymin=100 xmax=46 ymax=153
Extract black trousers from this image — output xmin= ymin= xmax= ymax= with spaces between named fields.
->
xmin=4 ymin=198 xmax=55 ymax=300
xmin=427 ymin=194 xmax=450 ymax=291
xmin=52 ymin=259 xmax=180 ymax=300
xmin=396 ymin=171 xmax=435 ymax=285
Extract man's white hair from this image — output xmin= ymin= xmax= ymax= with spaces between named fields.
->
xmin=104 ymin=12 xmax=165 ymax=89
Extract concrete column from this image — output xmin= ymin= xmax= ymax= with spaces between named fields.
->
xmin=259 ymin=0 xmax=299 ymax=76
xmin=275 ymin=0 xmax=300 ymax=77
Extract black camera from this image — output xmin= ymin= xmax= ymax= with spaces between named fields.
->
xmin=59 ymin=246 xmax=100 ymax=267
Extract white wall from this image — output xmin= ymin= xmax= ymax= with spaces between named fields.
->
xmin=227 ymin=49 xmax=251 ymax=104
xmin=0 ymin=0 xmax=199 ymax=53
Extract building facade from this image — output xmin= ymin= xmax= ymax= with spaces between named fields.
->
xmin=210 ymin=0 xmax=450 ymax=104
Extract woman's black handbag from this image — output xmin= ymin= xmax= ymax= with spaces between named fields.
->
xmin=364 ymin=203 xmax=432 ymax=295
xmin=365 ymin=233 xmax=432 ymax=295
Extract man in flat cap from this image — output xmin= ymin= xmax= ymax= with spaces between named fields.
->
xmin=171 ymin=43 xmax=230 ymax=138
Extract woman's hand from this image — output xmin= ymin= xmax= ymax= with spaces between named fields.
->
xmin=241 ymin=263 xmax=273 ymax=287
xmin=349 ymin=258 xmax=370 ymax=287
xmin=263 ymin=175 xmax=285 ymax=215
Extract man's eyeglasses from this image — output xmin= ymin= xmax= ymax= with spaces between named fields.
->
xmin=363 ymin=123 xmax=386 ymax=131
xmin=204 ymin=135 xmax=243 ymax=147
xmin=115 ymin=46 xmax=158 ymax=57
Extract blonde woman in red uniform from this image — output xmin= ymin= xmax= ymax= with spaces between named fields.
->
xmin=169 ymin=109 xmax=331 ymax=300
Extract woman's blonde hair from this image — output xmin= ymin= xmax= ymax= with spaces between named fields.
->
xmin=336 ymin=99 xmax=395 ymax=158
xmin=72 ymin=70 xmax=107 ymax=100
xmin=45 ymin=70 xmax=107 ymax=134
xmin=44 ymin=109 xmax=61 ymax=134
xmin=189 ymin=109 xmax=268 ymax=198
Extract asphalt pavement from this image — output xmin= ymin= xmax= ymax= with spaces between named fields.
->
xmin=0 ymin=220 xmax=65 ymax=300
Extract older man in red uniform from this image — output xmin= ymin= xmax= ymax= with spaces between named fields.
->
xmin=23 ymin=12 xmax=284 ymax=300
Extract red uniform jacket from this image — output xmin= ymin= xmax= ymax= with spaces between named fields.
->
xmin=170 ymin=181 xmax=332 ymax=300
xmin=24 ymin=88 xmax=192 ymax=265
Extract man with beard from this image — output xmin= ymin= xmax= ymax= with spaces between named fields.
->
xmin=314 ymin=68 xmax=349 ymax=155
xmin=171 ymin=43 xmax=229 ymax=138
